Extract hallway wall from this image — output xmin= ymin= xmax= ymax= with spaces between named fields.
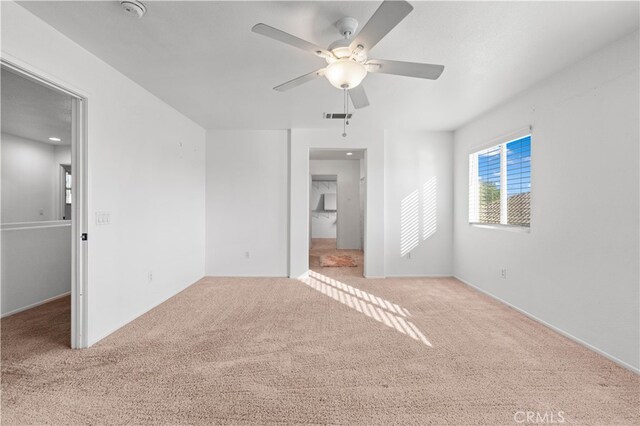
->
xmin=1 ymin=133 xmax=59 ymax=223
xmin=310 ymin=160 xmax=361 ymax=249
xmin=310 ymin=180 xmax=337 ymax=239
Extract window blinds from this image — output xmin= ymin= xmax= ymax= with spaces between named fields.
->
xmin=469 ymin=135 xmax=531 ymax=227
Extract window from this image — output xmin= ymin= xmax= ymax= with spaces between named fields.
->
xmin=469 ymin=135 xmax=531 ymax=228
xmin=65 ymin=170 xmax=72 ymax=205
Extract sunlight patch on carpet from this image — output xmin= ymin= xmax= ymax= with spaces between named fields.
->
xmin=299 ymin=271 xmax=432 ymax=347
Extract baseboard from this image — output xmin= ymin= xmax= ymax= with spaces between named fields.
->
xmin=205 ymin=274 xmax=289 ymax=278
xmin=454 ymin=275 xmax=639 ymax=374
xmin=384 ymin=274 xmax=453 ymax=278
xmin=88 ymin=276 xmax=203 ymax=347
xmin=1 ymin=291 xmax=71 ymax=318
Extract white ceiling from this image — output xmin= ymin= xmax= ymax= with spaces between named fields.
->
xmin=1 ymin=68 xmax=72 ymax=145
xmin=18 ymin=1 xmax=639 ymax=131
xmin=310 ymin=148 xmax=365 ymax=160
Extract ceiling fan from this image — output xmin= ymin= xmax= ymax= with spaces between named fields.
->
xmin=251 ymin=0 xmax=444 ymax=110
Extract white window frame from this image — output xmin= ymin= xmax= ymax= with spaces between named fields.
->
xmin=468 ymin=128 xmax=532 ymax=232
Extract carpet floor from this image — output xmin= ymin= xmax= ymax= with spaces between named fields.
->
xmin=1 ymin=262 xmax=638 ymax=424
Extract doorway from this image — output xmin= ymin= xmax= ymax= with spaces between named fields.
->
xmin=308 ymin=149 xmax=365 ymax=277
xmin=0 ymin=60 xmax=87 ymax=348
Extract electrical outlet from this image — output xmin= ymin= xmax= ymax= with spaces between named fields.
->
xmin=500 ymin=268 xmax=507 ymax=279
xmin=148 ymin=272 xmax=153 ymax=283
xmin=244 ymin=251 xmax=250 ymax=259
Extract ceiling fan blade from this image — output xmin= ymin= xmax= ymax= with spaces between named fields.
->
xmin=349 ymin=0 xmax=413 ymax=53
xmin=367 ymin=59 xmax=444 ymax=80
xmin=252 ymin=23 xmax=333 ymax=58
xmin=273 ymin=68 xmax=326 ymax=92
xmin=349 ymin=85 xmax=370 ymax=109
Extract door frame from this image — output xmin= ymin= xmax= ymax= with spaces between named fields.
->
xmin=1 ymin=57 xmax=89 ymax=348
xmin=306 ymin=151 xmax=367 ymax=276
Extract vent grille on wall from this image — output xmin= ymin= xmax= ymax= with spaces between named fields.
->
xmin=323 ymin=113 xmax=353 ymax=119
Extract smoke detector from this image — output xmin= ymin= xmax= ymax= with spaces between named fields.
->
xmin=120 ymin=1 xmax=146 ymax=18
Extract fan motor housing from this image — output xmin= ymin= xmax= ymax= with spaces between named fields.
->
xmin=335 ymin=17 xmax=358 ymax=38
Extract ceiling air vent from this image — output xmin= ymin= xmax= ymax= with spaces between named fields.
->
xmin=323 ymin=113 xmax=353 ymax=120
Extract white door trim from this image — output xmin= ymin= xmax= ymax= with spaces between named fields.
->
xmin=1 ymin=56 xmax=89 ymax=348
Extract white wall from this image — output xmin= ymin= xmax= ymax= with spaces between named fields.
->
xmin=1 ymin=135 xmax=72 ymax=223
xmin=290 ymin=128 xmax=385 ymax=278
xmin=453 ymin=31 xmax=639 ymax=370
xmin=53 ymin=144 xmax=71 ymax=166
xmin=206 ymin=128 xmax=452 ymax=279
xmin=310 ymin=160 xmax=361 ymax=249
xmin=359 ymin=159 xmax=366 ymax=249
xmin=2 ymin=2 xmax=206 ymax=345
xmin=1 ymin=222 xmax=71 ymax=316
xmin=1 ymin=134 xmax=72 ymax=316
xmin=205 ymin=130 xmax=288 ymax=277
xmin=1 ymin=133 xmax=58 ymax=222
xmin=385 ymin=131 xmax=453 ymax=276
xmin=310 ymin=179 xmax=337 ymax=239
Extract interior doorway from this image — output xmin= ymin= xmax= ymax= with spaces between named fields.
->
xmin=1 ymin=60 xmax=87 ymax=348
xmin=308 ymin=149 xmax=366 ymax=277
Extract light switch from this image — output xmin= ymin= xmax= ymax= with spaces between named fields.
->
xmin=95 ymin=211 xmax=111 ymax=225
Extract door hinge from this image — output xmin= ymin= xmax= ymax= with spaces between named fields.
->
xmin=81 ymin=233 xmax=88 ymax=241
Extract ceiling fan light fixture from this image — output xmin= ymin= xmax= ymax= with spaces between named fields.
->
xmin=325 ymin=59 xmax=367 ymax=89
xmin=328 ymin=38 xmax=356 ymax=60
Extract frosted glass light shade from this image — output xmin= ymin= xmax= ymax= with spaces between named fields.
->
xmin=325 ymin=59 xmax=367 ymax=89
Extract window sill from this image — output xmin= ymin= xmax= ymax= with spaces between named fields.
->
xmin=469 ymin=223 xmax=531 ymax=234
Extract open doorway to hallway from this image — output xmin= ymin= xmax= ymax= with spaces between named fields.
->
xmin=308 ymin=149 xmax=365 ymax=277
xmin=1 ymin=62 xmax=87 ymax=349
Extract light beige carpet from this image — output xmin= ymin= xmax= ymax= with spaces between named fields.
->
xmin=1 ymin=269 xmax=638 ymax=425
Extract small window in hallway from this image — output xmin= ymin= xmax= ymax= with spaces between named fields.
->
xmin=65 ymin=168 xmax=72 ymax=205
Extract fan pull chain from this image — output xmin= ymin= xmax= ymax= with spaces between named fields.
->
xmin=342 ymin=88 xmax=347 ymax=137
xmin=346 ymin=90 xmax=350 ymax=126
